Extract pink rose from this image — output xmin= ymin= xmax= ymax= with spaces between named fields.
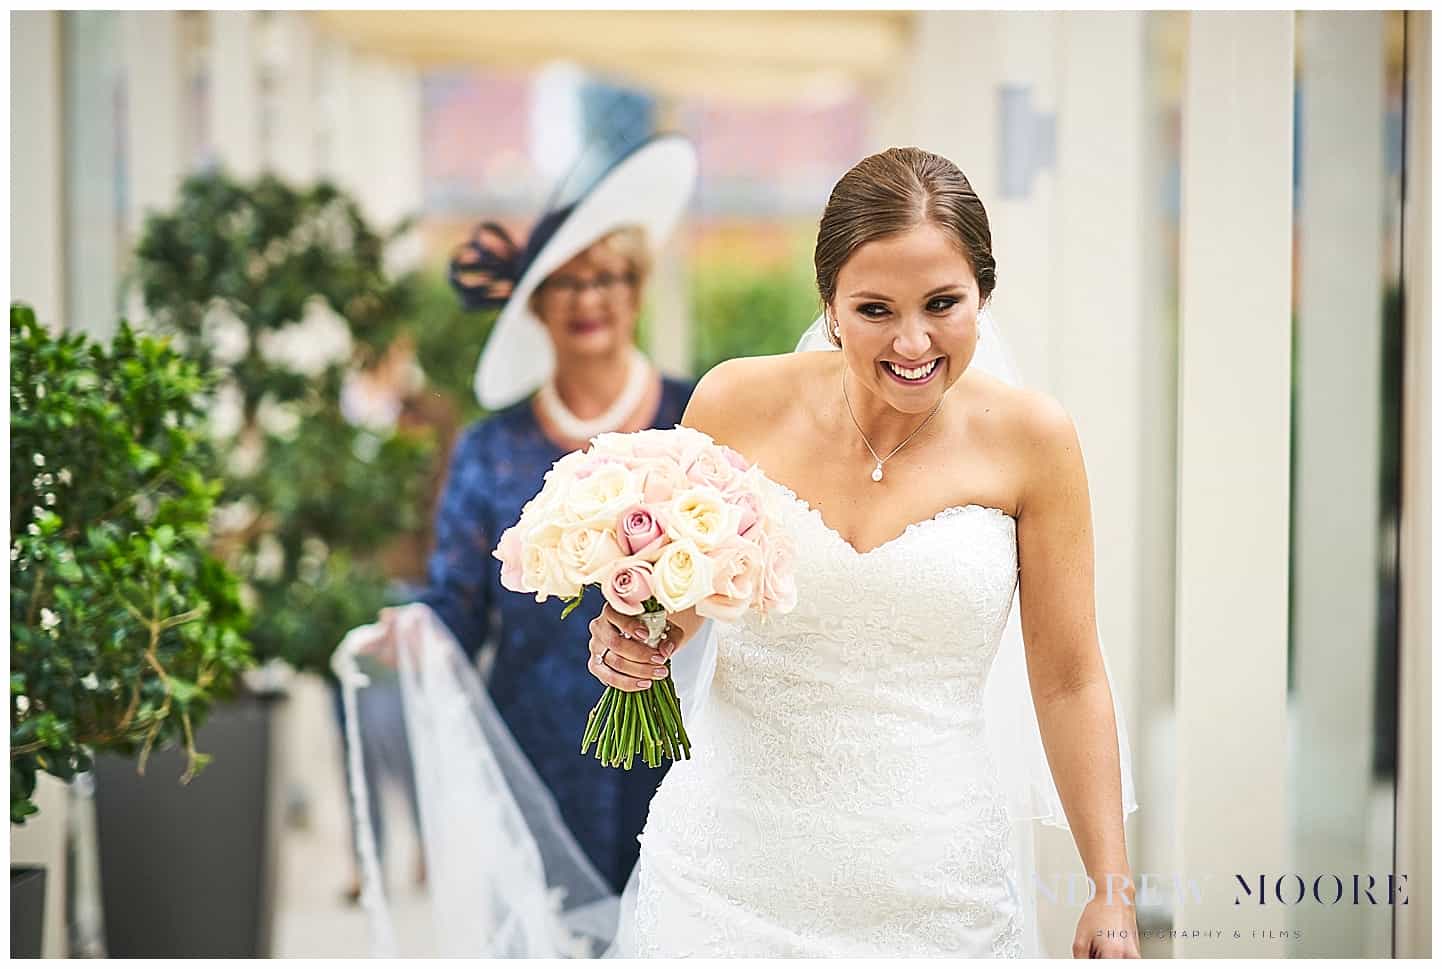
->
xmin=731 ymin=490 xmax=761 ymax=539
xmin=684 ymin=448 xmax=742 ymax=493
xmin=571 ymin=453 xmax=623 ymax=480
xmin=695 ymin=537 xmax=764 ymax=623
xmin=601 ymin=556 xmax=655 ymax=616
xmin=719 ymin=445 xmax=751 ymax=473
xmin=617 ymin=504 xmax=668 ymax=561
xmin=640 ymin=462 xmax=687 ymax=505
xmin=494 ymin=525 xmax=527 ymax=593
xmin=759 ymin=534 xmax=799 ymax=614
xmin=632 ymin=427 xmax=711 ymax=468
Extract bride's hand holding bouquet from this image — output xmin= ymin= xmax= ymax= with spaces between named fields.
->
xmin=492 ymin=426 xmax=797 ymax=770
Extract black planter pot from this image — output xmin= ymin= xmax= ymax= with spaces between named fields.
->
xmin=93 ymin=691 xmax=283 ymax=958
xmin=10 ymin=865 xmax=47 ymax=958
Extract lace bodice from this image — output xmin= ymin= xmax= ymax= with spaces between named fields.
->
xmin=630 ymin=477 xmax=1026 ymax=958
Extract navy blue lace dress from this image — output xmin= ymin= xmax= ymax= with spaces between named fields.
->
xmin=417 ymin=374 xmax=694 ymax=894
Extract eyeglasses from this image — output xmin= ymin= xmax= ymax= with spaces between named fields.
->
xmin=538 ymin=271 xmax=638 ymax=300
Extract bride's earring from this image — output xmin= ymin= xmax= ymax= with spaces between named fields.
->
xmin=830 ymin=315 xmax=841 ymax=344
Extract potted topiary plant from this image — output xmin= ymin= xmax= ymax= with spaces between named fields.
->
xmin=9 ymin=304 xmax=253 ymax=956
xmin=103 ymin=170 xmax=437 ymax=955
xmin=132 ymin=170 xmax=434 ymax=676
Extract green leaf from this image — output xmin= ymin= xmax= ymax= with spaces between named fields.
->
xmin=559 ymin=589 xmax=586 ymax=621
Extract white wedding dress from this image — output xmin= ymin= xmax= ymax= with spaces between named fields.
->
xmin=628 ymin=479 xmax=1025 ymax=958
xmin=333 ymin=310 xmax=1136 ymax=959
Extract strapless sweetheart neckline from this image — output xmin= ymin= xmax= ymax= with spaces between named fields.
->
xmin=764 ymin=476 xmax=1015 ymax=559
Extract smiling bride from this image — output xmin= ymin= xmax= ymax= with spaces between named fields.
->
xmin=585 ymin=146 xmax=1140 ymax=958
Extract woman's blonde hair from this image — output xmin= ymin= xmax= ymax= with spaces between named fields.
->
xmin=529 ymin=226 xmax=651 ymax=316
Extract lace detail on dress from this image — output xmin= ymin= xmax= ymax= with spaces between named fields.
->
xmin=631 ymin=476 xmax=1025 ymax=957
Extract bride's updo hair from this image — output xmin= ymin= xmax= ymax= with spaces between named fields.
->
xmin=814 ymin=147 xmax=997 ymax=347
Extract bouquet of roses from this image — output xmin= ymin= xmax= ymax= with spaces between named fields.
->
xmin=492 ymin=426 xmax=798 ymax=770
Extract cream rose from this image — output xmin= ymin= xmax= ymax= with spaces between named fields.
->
xmin=560 ymin=464 xmax=643 ymax=528
xmin=520 ymin=541 xmax=571 ymax=602
xmin=555 ymin=524 xmax=626 ymax=588
xmin=666 ymin=486 xmax=741 ymax=551
xmin=651 ymin=538 xmax=716 ymax=612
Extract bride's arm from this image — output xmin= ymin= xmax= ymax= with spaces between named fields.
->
xmin=1012 ymin=392 xmax=1139 ymax=959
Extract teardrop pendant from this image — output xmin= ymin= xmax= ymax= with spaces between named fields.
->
xmin=871 ymin=464 xmax=884 ymax=482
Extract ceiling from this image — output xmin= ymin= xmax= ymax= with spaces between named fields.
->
xmin=307 ymin=10 xmax=914 ymax=105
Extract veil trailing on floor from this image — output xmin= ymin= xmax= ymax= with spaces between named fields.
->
xmin=332 ymin=306 xmax=1138 ymax=958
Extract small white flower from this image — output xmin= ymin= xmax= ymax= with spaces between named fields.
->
xmin=10 ymin=546 xmax=20 ymax=561
xmin=58 ymin=468 xmax=72 ymax=486
xmin=80 ymin=673 xmax=99 ymax=690
xmin=27 ymin=523 xmax=40 ymax=536
xmin=44 ymin=493 xmax=56 ymax=506
xmin=15 ymin=695 xmax=30 ymax=714
xmin=32 ymin=453 xmax=44 ymax=467
xmin=31 ymin=475 xmax=42 ymax=489
xmin=41 ymin=473 xmax=53 ymax=486
xmin=40 ymin=608 xmax=60 ymax=630
xmin=35 ymin=383 xmax=45 ymax=399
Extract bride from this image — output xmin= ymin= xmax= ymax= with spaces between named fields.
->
xmin=337 ymin=146 xmax=1139 ymax=959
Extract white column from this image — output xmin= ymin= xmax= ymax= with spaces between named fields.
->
xmin=63 ymin=11 xmax=121 ymax=340
xmin=262 ymin=11 xmax=319 ymax=185
xmin=1133 ymin=17 xmax=1184 ymax=938
xmin=1173 ymin=12 xmax=1294 ymax=956
xmin=368 ymin=56 xmax=425 ymax=272
xmin=990 ymin=12 xmax=1059 ymax=391
xmin=1290 ymin=11 xmax=1388 ymax=955
xmin=323 ymin=51 xmax=425 ymax=271
xmin=313 ymin=35 xmax=347 ymax=187
xmin=120 ymin=12 xmax=186 ymax=238
xmin=1394 ymin=9 xmax=1431 ymax=960
xmin=10 ymin=11 xmax=66 ymax=331
xmin=208 ymin=11 xmax=261 ymax=178
xmin=1041 ymin=12 xmax=1151 ymax=956
xmin=647 ymin=96 xmax=693 ymax=377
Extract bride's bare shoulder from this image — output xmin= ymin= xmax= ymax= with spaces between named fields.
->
xmin=681 ymin=352 xmax=818 ymax=444
xmin=963 ymin=369 xmax=1085 ymax=501
xmin=962 ymin=368 xmax=1072 ymax=438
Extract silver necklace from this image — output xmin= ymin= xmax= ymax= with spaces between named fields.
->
xmin=536 ymin=348 xmax=650 ymax=442
xmin=841 ymin=366 xmax=945 ymax=482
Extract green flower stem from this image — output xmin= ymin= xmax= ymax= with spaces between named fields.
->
xmin=612 ymin=692 xmax=628 ymax=769
xmin=648 ymin=689 xmax=675 ymax=761
xmin=622 ymin=693 xmax=637 ymax=770
xmin=655 ymin=676 xmax=690 ymax=757
xmin=582 ymin=686 xmax=615 ymax=754
xmin=643 ymin=698 xmax=661 ymax=767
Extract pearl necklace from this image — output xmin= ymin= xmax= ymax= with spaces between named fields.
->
xmin=841 ymin=366 xmax=945 ymax=482
xmin=536 ymin=348 xmax=651 ymax=442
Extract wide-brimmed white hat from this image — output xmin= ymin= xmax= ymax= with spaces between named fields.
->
xmin=453 ymin=134 xmax=698 ymax=411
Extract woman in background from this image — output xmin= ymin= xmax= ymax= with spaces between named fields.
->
xmin=370 ymin=135 xmax=698 ymax=893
